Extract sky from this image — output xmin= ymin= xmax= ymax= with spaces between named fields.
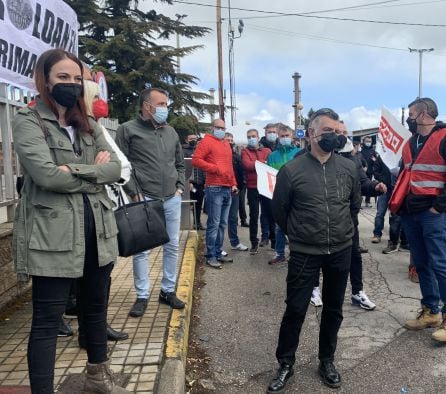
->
xmin=144 ymin=0 xmax=446 ymax=142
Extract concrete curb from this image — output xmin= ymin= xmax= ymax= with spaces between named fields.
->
xmin=157 ymin=231 xmax=198 ymax=394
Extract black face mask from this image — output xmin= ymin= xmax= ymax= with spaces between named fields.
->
xmin=317 ymin=132 xmax=338 ymax=152
xmin=51 ymin=83 xmax=82 ymax=108
xmin=188 ymin=139 xmax=197 ymax=147
xmin=406 ymin=117 xmax=418 ymax=134
xmin=336 ymin=134 xmax=347 ymax=151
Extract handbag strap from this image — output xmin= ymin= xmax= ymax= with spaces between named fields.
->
xmin=30 ymin=108 xmax=49 ymax=140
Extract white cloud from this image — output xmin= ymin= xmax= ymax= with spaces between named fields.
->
xmin=143 ymin=1 xmax=446 ymax=136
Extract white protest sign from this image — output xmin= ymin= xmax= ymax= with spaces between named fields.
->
xmin=0 ymin=0 xmax=79 ymax=90
xmin=376 ymin=106 xmax=411 ymax=170
xmin=255 ymin=160 xmax=278 ymax=199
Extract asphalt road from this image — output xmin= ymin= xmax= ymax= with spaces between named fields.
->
xmin=189 ymin=207 xmax=446 ymax=394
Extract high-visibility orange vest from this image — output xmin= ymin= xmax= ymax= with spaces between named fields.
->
xmin=401 ymin=128 xmax=446 ymax=196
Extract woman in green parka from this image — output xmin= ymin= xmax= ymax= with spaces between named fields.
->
xmin=12 ymin=49 xmax=129 ymax=393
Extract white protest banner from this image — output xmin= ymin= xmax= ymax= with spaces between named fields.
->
xmin=255 ymin=160 xmax=278 ymax=199
xmin=376 ymin=106 xmax=412 ymax=170
xmin=0 ymin=0 xmax=79 ymax=90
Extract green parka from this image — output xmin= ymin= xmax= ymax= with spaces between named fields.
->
xmin=12 ymin=99 xmax=121 ymax=280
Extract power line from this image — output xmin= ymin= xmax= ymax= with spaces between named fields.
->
xmin=247 ymin=23 xmax=446 ymax=56
xmin=171 ymin=0 xmax=446 ymax=27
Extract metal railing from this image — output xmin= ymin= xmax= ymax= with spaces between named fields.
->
xmin=0 ymin=83 xmax=28 ymax=223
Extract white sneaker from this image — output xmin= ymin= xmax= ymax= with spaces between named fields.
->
xmin=310 ymin=287 xmax=323 ymax=307
xmin=351 ymin=290 xmax=376 ymax=311
xmin=231 ymin=243 xmax=249 ymax=251
xmin=221 ymin=250 xmax=228 ymax=257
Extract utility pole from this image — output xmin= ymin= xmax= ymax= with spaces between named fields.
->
xmin=408 ymin=48 xmax=434 ymax=98
xmin=209 ymin=88 xmax=216 ymax=122
xmin=227 ymin=0 xmax=244 ymax=126
xmin=216 ymin=0 xmax=225 ymax=120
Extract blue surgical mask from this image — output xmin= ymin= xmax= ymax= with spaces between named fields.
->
xmin=280 ymin=137 xmax=292 ymax=146
xmin=247 ymin=137 xmax=258 ymax=147
xmin=266 ymin=133 xmax=277 ymax=143
xmin=152 ymin=106 xmax=168 ymax=124
xmin=213 ymin=128 xmax=225 ymax=139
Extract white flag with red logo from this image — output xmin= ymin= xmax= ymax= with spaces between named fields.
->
xmin=255 ymin=161 xmax=278 ymax=199
xmin=376 ymin=107 xmax=412 ymax=170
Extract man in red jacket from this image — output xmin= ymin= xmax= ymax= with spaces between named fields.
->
xmin=192 ymin=119 xmax=238 ymax=269
xmin=241 ymin=129 xmax=272 ymax=254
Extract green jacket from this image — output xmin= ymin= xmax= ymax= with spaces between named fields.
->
xmin=266 ymin=144 xmax=300 ymax=170
xmin=115 ymin=116 xmax=185 ymax=200
xmin=12 ymin=99 xmax=121 ymax=280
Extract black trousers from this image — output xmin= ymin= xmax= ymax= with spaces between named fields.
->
xmin=238 ymin=186 xmax=247 ymax=223
xmin=28 ymin=200 xmax=113 ymax=393
xmin=276 ymin=247 xmax=351 ymax=365
xmin=389 ymin=213 xmax=407 ymax=245
xmin=247 ymin=188 xmax=276 ymax=247
xmin=190 ymin=184 xmax=205 ymax=226
xmin=350 ymin=225 xmax=363 ymax=295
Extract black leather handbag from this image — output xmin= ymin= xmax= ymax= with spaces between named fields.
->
xmin=114 ymin=174 xmax=169 ymax=257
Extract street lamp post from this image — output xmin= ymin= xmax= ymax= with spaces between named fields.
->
xmin=409 ymin=48 xmax=434 ymax=98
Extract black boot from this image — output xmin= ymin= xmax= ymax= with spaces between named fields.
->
xmin=267 ymin=363 xmax=294 ymax=393
xmin=319 ymin=360 xmax=341 ymax=388
xmin=107 ymin=324 xmax=129 ymax=341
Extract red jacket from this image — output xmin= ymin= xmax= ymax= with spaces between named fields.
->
xmin=241 ymin=146 xmax=271 ymax=189
xmin=192 ymin=134 xmax=236 ymax=187
xmin=402 ymin=128 xmax=446 ymax=196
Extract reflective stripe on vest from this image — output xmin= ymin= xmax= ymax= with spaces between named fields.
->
xmin=411 ymin=163 xmax=446 ymax=172
xmin=411 ymin=180 xmax=445 ymax=188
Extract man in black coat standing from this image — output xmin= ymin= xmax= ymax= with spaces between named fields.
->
xmin=267 ymin=109 xmax=361 ymax=393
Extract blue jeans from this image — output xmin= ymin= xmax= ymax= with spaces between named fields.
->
xmin=228 ymin=193 xmax=240 ymax=247
xmin=373 ymin=191 xmax=390 ymax=237
xmin=275 ymin=225 xmax=286 ymax=258
xmin=205 ymin=186 xmax=231 ymax=259
xmin=401 ymin=210 xmax=446 ymax=313
xmin=132 ymin=194 xmax=181 ymax=297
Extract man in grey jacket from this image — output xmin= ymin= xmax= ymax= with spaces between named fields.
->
xmin=267 ymin=108 xmax=361 ymax=393
xmin=116 ymin=88 xmax=186 ymax=316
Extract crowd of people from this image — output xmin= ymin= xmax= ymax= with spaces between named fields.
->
xmin=10 ymin=48 xmax=446 ymax=393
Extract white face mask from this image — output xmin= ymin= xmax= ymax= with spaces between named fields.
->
xmin=338 ymin=137 xmax=354 ymax=153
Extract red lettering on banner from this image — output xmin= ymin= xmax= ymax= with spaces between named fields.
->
xmin=379 ymin=116 xmax=404 ymax=154
xmin=267 ymin=172 xmax=276 ymax=194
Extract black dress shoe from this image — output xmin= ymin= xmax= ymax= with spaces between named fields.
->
xmin=319 ymin=361 xmax=341 ymax=388
xmin=241 ymin=222 xmax=249 ymax=228
xmin=359 ymin=246 xmax=368 ymax=254
xmin=129 ymin=298 xmax=148 ymax=317
xmin=217 ymin=256 xmax=233 ymax=263
xmin=57 ymin=319 xmax=73 ymax=337
xmin=107 ymin=325 xmax=129 ymax=341
xmin=159 ymin=290 xmax=185 ymax=309
xmin=267 ymin=363 xmax=294 ymax=393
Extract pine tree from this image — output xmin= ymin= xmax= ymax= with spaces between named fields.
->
xmin=67 ymin=0 xmax=211 ymax=122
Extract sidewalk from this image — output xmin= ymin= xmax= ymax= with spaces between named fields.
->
xmin=0 ymin=230 xmax=198 ymax=393
xmin=188 ymin=207 xmax=446 ymax=393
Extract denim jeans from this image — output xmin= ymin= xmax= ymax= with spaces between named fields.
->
xmin=401 ymin=210 xmax=446 ymax=314
xmin=373 ymin=191 xmax=390 ymax=237
xmin=205 ymin=186 xmax=231 ymax=259
xmin=275 ymin=225 xmax=286 ymax=258
xmin=132 ymin=194 xmax=181 ymax=297
xmin=276 ymin=247 xmax=351 ymax=365
xmin=228 ymin=193 xmax=240 ymax=247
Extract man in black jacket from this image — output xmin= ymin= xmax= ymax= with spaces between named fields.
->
xmin=267 ymin=108 xmax=361 ymax=393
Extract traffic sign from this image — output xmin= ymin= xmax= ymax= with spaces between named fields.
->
xmin=295 ymin=129 xmax=305 ymax=139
